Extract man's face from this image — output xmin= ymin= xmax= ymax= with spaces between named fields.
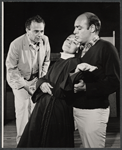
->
xmin=26 ymin=21 xmax=45 ymax=43
xmin=62 ymin=35 xmax=80 ymax=54
xmin=74 ymin=15 xmax=91 ymax=44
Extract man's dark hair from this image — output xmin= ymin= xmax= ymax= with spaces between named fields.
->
xmin=25 ymin=15 xmax=45 ymax=30
xmin=84 ymin=12 xmax=101 ymax=33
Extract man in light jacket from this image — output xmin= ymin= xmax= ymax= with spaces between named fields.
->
xmin=6 ymin=15 xmax=51 ymax=144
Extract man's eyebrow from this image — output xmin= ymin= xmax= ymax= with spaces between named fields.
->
xmin=75 ymin=25 xmax=81 ymax=28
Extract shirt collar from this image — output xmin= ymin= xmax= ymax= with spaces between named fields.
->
xmin=60 ymin=52 xmax=75 ymax=60
xmin=26 ymin=34 xmax=40 ymax=50
xmin=85 ymin=35 xmax=99 ymax=49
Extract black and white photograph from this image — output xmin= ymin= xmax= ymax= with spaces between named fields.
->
xmin=2 ymin=1 xmax=120 ymax=148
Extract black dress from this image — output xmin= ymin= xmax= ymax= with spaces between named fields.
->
xmin=17 ymin=57 xmax=82 ymax=148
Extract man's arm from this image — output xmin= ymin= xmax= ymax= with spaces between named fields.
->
xmin=86 ymin=47 xmax=120 ymax=97
xmin=74 ymin=45 xmax=120 ymax=97
xmin=6 ymin=42 xmax=27 ymax=90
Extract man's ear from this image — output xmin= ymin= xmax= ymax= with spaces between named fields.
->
xmin=90 ymin=24 xmax=96 ymax=33
xmin=26 ymin=28 xmax=29 ymax=33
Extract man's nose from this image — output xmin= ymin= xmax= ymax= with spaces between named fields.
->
xmin=38 ymin=32 xmax=43 ymax=37
xmin=73 ymin=28 xmax=78 ymax=35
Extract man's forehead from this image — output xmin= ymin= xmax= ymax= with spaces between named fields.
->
xmin=74 ymin=15 xmax=87 ymax=26
xmin=30 ymin=21 xmax=44 ymax=29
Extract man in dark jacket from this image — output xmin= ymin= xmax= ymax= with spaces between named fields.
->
xmin=73 ymin=12 xmax=120 ymax=148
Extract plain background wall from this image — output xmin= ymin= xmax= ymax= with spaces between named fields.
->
xmin=4 ymin=2 xmax=120 ymax=54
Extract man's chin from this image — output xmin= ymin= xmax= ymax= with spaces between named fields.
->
xmin=35 ymin=39 xmax=41 ymax=43
xmin=75 ymin=38 xmax=82 ymax=43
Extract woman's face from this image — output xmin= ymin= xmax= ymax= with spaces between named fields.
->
xmin=62 ymin=35 xmax=80 ymax=54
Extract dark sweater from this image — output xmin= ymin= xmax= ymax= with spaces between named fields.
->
xmin=73 ymin=39 xmax=120 ymax=109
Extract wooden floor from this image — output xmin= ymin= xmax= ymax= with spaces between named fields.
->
xmin=3 ymin=117 xmax=120 ymax=148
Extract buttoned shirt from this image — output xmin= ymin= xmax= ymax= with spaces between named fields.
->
xmin=81 ymin=35 xmax=99 ymax=58
xmin=27 ymin=34 xmax=39 ymax=74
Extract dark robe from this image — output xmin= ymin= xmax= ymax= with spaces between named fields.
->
xmin=17 ymin=57 xmax=82 ymax=148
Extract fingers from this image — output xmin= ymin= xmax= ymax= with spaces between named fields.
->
xmin=76 ymin=63 xmax=98 ymax=72
xmin=89 ymin=66 xmax=98 ymax=72
xmin=40 ymin=36 xmax=45 ymax=44
xmin=47 ymin=83 xmax=53 ymax=89
xmin=74 ymin=80 xmax=85 ymax=92
xmin=75 ymin=67 xmax=80 ymax=73
xmin=75 ymin=63 xmax=98 ymax=73
xmin=40 ymin=82 xmax=53 ymax=96
xmin=75 ymin=63 xmax=87 ymax=72
xmin=28 ymin=85 xmax=36 ymax=96
xmin=77 ymin=63 xmax=89 ymax=71
xmin=32 ymin=77 xmax=38 ymax=83
xmin=29 ymin=85 xmax=36 ymax=91
xmin=29 ymin=78 xmax=38 ymax=86
xmin=45 ymin=83 xmax=53 ymax=95
xmin=74 ymin=88 xmax=77 ymax=93
xmin=28 ymin=89 xmax=34 ymax=96
xmin=74 ymin=80 xmax=84 ymax=90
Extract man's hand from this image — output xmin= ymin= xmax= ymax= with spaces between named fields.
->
xmin=28 ymin=78 xmax=38 ymax=86
xmin=23 ymin=85 xmax=34 ymax=96
xmin=40 ymin=82 xmax=53 ymax=96
xmin=75 ymin=63 xmax=98 ymax=73
xmin=40 ymin=35 xmax=45 ymax=45
xmin=24 ymin=78 xmax=38 ymax=95
xmin=74 ymin=80 xmax=86 ymax=93
xmin=29 ymin=85 xmax=36 ymax=96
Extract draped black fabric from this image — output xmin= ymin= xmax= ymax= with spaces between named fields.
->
xmin=17 ymin=57 xmax=82 ymax=148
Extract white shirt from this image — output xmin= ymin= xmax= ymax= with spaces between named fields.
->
xmin=60 ymin=52 xmax=75 ymax=60
xmin=27 ymin=34 xmax=39 ymax=74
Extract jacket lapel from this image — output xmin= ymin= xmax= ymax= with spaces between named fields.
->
xmin=22 ymin=35 xmax=32 ymax=71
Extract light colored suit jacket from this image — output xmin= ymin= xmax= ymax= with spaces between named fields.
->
xmin=6 ymin=34 xmax=51 ymax=90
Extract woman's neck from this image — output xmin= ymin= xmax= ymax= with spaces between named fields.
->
xmin=60 ymin=52 xmax=75 ymax=60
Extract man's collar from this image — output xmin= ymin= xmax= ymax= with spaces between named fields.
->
xmin=60 ymin=52 xmax=75 ymax=60
xmin=26 ymin=34 xmax=40 ymax=50
xmin=85 ymin=35 xmax=99 ymax=48
xmin=80 ymin=35 xmax=99 ymax=58
xmin=26 ymin=34 xmax=40 ymax=46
